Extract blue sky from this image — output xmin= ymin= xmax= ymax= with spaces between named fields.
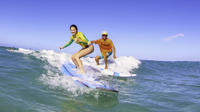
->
xmin=0 ymin=0 xmax=200 ymax=61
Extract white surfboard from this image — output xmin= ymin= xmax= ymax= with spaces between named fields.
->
xmin=84 ymin=63 xmax=136 ymax=77
xmin=82 ymin=57 xmax=137 ymax=77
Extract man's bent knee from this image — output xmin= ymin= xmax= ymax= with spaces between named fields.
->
xmin=95 ymin=56 xmax=100 ymax=60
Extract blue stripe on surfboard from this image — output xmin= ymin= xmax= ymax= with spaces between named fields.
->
xmin=68 ymin=63 xmax=76 ymax=68
xmin=114 ymin=72 xmax=120 ymax=77
xmin=75 ymin=80 xmax=89 ymax=88
xmin=62 ymin=65 xmax=74 ymax=77
xmin=62 ymin=64 xmax=82 ymax=78
xmin=100 ymin=68 xmax=121 ymax=77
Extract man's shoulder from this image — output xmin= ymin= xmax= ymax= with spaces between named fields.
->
xmin=97 ymin=38 xmax=103 ymax=41
xmin=107 ymin=38 xmax=113 ymax=42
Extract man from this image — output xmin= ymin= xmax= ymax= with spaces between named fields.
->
xmin=88 ymin=31 xmax=116 ymax=69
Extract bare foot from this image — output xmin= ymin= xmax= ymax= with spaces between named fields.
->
xmin=77 ymin=69 xmax=85 ymax=75
xmin=105 ymin=66 xmax=108 ymax=69
xmin=95 ymin=57 xmax=100 ymax=65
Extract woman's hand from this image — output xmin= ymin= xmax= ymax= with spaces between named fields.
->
xmin=59 ymin=46 xmax=64 ymax=50
xmin=113 ymin=55 xmax=117 ymax=59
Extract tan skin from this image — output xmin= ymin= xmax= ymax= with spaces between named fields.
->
xmin=89 ymin=35 xmax=116 ymax=69
xmin=59 ymin=27 xmax=94 ymax=74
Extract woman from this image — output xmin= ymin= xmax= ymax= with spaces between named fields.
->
xmin=59 ymin=24 xmax=94 ymax=74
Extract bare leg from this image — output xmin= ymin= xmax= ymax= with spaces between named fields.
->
xmin=71 ymin=52 xmax=80 ymax=68
xmin=95 ymin=56 xmax=100 ymax=65
xmin=75 ymin=45 xmax=94 ymax=74
xmin=103 ymin=55 xmax=108 ymax=69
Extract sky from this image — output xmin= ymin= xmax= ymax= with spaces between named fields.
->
xmin=0 ymin=0 xmax=200 ymax=61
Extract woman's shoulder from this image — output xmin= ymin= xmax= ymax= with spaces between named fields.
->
xmin=77 ymin=32 xmax=84 ymax=35
xmin=77 ymin=32 xmax=87 ymax=39
xmin=76 ymin=32 xmax=84 ymax=37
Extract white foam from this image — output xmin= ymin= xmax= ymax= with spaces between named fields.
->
xmin=8 ymin=48 xmax=92 ymax=94
xmin=7 ymin=48 xmax=35 ymax=54
xmin=8 ymin=48 xmax=141 ymax=94
xmin=82 ymin=56 xmax=141 ymax=77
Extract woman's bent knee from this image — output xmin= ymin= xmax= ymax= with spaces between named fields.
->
xmin=75 ymin=55 xmax=80 ymax=60
xmin=71 ymin=54 xmax=76 ymax=60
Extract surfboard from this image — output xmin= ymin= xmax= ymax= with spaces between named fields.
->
xmin=61 ymin=62 xmax=118 ymax=93
xmin=83 ymin=63 xmax=136 ymax=77
xmin=99 ymin=68 xmax=136 ymax=77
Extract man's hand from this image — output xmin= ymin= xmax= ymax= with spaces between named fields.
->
xmin=59 ymin=46 xmax=64 ymax=50
xmin=88 ymin=41 xmax=92 ymax=45
xmin=113 ymin=55 xmax=117 ymax=59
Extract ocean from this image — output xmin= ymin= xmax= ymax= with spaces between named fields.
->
xmin=0 ymin=46 xmax=200 ymax=112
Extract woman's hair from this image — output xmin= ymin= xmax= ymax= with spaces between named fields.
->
xmin=70 ymin=24 xmax=78 ymax=31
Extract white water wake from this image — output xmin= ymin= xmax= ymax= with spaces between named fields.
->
xmin=8 ymin=48 xmax=141 ymax=94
